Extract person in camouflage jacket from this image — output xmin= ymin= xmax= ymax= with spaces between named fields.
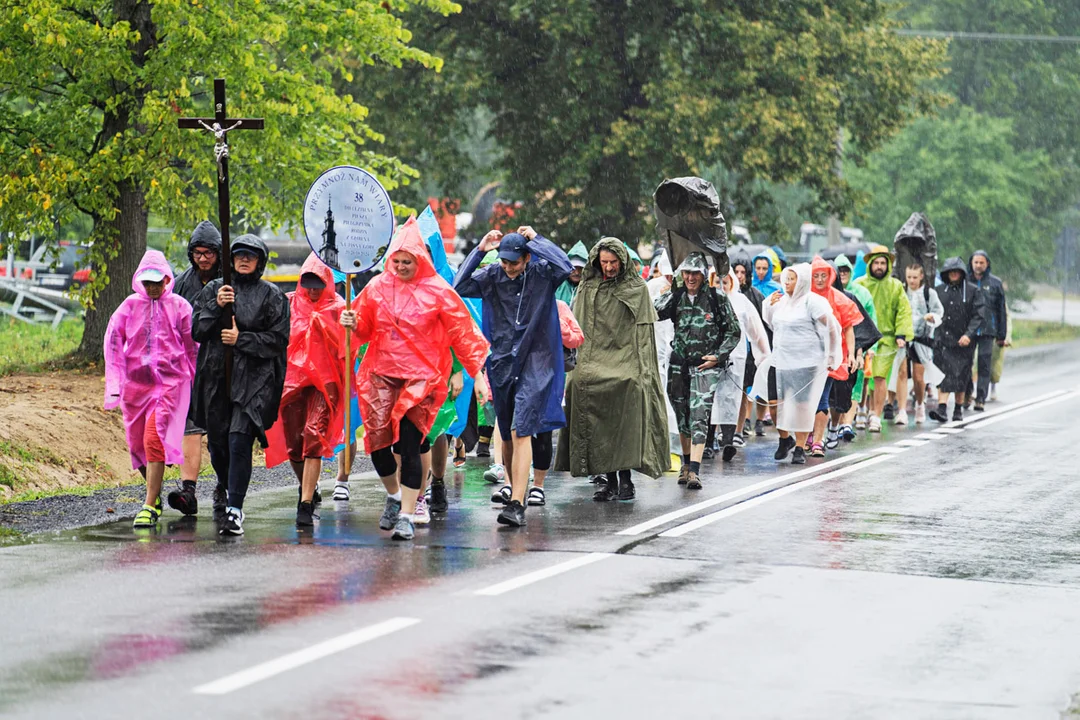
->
xmin=654 ymin=252 xmax=740 ymax=490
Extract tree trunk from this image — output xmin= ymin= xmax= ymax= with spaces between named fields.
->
xmin=77 ymin=183 xmax=148 ymax=361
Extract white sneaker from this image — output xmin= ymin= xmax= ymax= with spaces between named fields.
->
xmin=855 ymin=410 xmax=867 ymax=430
xmin=413 ymin=497 xmax=430 ymax=525
xmin=868 ymin=415 xmax=882 ymax=433
xmin=990 ymin=384 xmax=998 ymax=402
xmin=332 ymin=482 xmax=350 ymax=501
xmin=894 ymin=409 xmax=908 ymax=426
xmin=914 ymin=403 xmax=926 ymax=424
xmin=483 ymin=463 xmax=506 ymax=484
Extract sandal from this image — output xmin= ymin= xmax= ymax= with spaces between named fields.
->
xmin=527 ymin=486 xmax=546 ymax=506
xmin=490 ymin=484 xmax=511 ymax=505
xmin=133 ymin=503 xmax=161 ymax=528
xmin=810 ymin=442 xmax=826 ymax=458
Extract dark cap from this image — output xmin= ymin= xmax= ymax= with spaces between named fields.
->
xmin=497 ymin=233 xmax=529 ymax=262
xmin=299 ymin=272 xmax=326 ymax=290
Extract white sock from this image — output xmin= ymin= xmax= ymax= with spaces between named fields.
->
xmin=401 ymin=513 xmax=414 ymax=522
xmin=388 ymin=490 xmax=402 ymax=501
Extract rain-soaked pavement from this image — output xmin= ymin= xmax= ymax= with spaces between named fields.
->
xmin=3 ymin=343 xmax=1080 ymax=719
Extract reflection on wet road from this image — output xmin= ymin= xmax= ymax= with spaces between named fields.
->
xmin=3 ymin=352 xmax=1080 ymax=719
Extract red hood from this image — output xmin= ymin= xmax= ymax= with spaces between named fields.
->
xmin=385 ymin=216 xmax=436 ymax=282
xmin=292 ymin=252 xmax=344 ymax=326
xmin=810 ymin=256 xmax=838 ymax=298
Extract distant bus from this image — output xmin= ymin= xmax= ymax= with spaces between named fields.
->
xmin=798 ymin=223 xmax=864 ymax=257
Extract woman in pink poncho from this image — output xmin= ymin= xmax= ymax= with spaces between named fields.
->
xmin=104 ymin=250 xmax=198 ymax=528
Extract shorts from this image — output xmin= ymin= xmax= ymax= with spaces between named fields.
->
xmin=816 ymin=378 xmax=834 ymax=414
xmin=755 ymin=367 xmax=778 ymax=404
xmin=144 ymin=411 xmax=166 ymax=464
xmin=184 ymin=417 xmax=206 ymax=436
xmin=829 ymin=376 xmax=854 ymax=414
xmin=280 ymin=387 xmax=333 ymax=462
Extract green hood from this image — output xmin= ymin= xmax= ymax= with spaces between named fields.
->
xmin=567 ymin=241 xmax=589 ymax=262
xmin=581 ymin=237 xmax=652 ymax=320
xmin=834 ymin=254 xmax=856 ymax=288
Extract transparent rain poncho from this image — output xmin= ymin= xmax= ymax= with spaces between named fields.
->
xmin=753 ymin=264 xmax=842 ymax=433
xmin=104 ymin=250 xmax=198 ymax=468
xmin=712 ymin=268 xmax=771 ymax=426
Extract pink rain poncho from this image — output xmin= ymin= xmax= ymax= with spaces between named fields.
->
xmin=104 ymin=250 xmax=198 ymax=468
xmin=349 ymin=217 xmax=490 ymax=453
xmin=753 ymin=264 xmax=842 ymax=433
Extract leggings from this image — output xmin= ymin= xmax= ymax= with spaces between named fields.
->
xmin=207 ymin=432 xmax=254 ymax=510
xmin=370 ymin=417 xmax=424 ymax=490
xmin=532 ymin=431 xmax=553 ymax=472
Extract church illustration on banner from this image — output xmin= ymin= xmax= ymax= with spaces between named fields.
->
xmin=319 ymin=199 xmax=339 ymax=270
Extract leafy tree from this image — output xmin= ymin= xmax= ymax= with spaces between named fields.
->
xmin=848 ymin=107 xmax=1055 ymax=297
xmin=0 ymin=0 xmax=458 ymax=359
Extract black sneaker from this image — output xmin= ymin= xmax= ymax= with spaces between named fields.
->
xmin=593 ymin=482 xmax=617 ymax=502
xmin=928 ymin=404 xmax=948 ymax=422
xmin=755 ymin=420 xmax=765 ymax=437
xmin=497 ymin=500 xmax=526 ymax=527
xmin=791 ymin=447 xmax=807 ymax=465
xmin=883 ymin=402 xmax=895 ymax=421
xmin=212 ymin=484 xmax=228 ymax=520
xmin=774 ymin=436 xmax=796 ymax=461
xmin=973 ymin=401 xmax=985 ymax=412
xmin=379 ymin=495 xmax=402 ymax=531
xmin=476 ymin=442 xmax=491 ymax=458
xmin=617 ymin=480 xmax=636 ymax=503
xmin=722 ymin=445 xmax=737 ymax=462
xmin=952 ymin=407 xmax=963 ymax=422
xmin=167 ymin=482 xmax=198 ymax=516
xmin=296 ymin=500 xmax=315 ymax=527
xmin=429 ymin=480 xmax=448 ymax=514
xmin=219 ymin=508 xmax=244 ymax=536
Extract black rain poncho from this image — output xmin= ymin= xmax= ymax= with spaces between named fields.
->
xmin=653 ymin=177 xmax=730 ymax=276
xmin=191 ymin=235 xmax=290 ymax=446
xmin=173 ymin=221 xmax=223 ymax=307
xmin=934 ymin=257 xmax=987 ymax=393
xmin=893 ymin=212 xmax=937 ymax=282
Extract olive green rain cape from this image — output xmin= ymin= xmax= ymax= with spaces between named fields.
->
xmin=555 ymin=238 xmax=670 ymax=478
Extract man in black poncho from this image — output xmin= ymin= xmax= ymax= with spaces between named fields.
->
xmin=929 ymin=257 xmax=986 ymax=423
xmin=192 ymin=235 xmax=290 ymax=536
xmin=166 ymin=220 xmax=222 ymax=517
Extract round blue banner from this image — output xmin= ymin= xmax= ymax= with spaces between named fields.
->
xmin=303 ymin=166 xmax=395 ymax=274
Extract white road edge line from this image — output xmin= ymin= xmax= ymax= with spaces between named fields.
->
xmin=877 ymin=446 xmax=910 ymax=454
xmin=615 ymin=453 xmax=869 ymax=537
xmin=192 ymin=617 xmax=421 ymax=695
xmin=894 ymin=439 xmax=930 ymax=447
xmin=474 ymin=553 xmax=613 ymax=597
xmin=915 ymin=433 xmax=946 ymax=440
xmin=659 ymin=455 xmax=892 ymax=538
xmin=964 ymin=391 xmax=1077 ymax=430
xmin=947 ymin=388 xmax=1070 ymax=428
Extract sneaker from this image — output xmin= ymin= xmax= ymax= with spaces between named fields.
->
xmin=883 ymin=402 xmax=895 ymax=421
xmin=952 ymin=406 xmax=963 ymax=422
xmin=774 ymin=436 xmax=796 ymax=461
xmin=894 ymin=409 xmax=908 ymax=426
xmin=702 ymin=446 xmax=716 ymax=460
xmin=763 ymin=413 xmax=774 ymax=427
xmin=378 ymin=495 xmax=402 ymax=531
xmin=839 ymin=424 xmax=856 ymax=442
xmin=220 ymin=508 xmax=244 ymax=536
xmin=429 ymin=480 xmax=448 ymax=514
xmin=497 ymin=500 xmax=527 ymax=527
xmin=167 ymin=482 xmax=198 ymax=516
xmin=476 ymin=442 xmax=491 ymax=458
xmin=855 ymin=410 xmax=867 ymax=430
xmin=686 ymin=471 xmax=702 ymax=490
xmin=868 ymin=415 xmax=882 ymax=433
xmin=722 ymin=445 xmax=737 ymax=462
xmin=391 ymin=515 xmax=415 ymax=541
xmin=973 ymin=401 xmax=985 ymax=412
xmin=491 ymin=484 xmax=512 ymax=504
xmin=132 ymin=503 xmax=160 ymax=529
xmin=617 ymin=480 xmax=636 ymax=503
xmin=810 ymin=442 xmax=825 ymax=458
xmin=527 ymin=486 xmax=546 ymax=506
xmin=332 ymin=482 xmax=350 ymax=501
xmin=755 ymin=420 xmax=766 ymax=436
xmin=914 ymin=403 xmax=926 ymax=424
xmin=732 ymin=433 xmax=746 ymax=448
xmin=413 ymin=497 xmax=430 ymax=525
xmin=743 ymin=419 xmax=752 ymax=435
xmin=792 ymin=447 xmax=807 ymax=465
xmin=212 ymin=484 xmax=228 ymax=519
xmin=483 ymin=463 xmax=506 ymax=484
xmin=929 ymin=405 xmax=948 ymax=422
xmin=677 ymin=465 xmax=690 ymax=485
xmin=593 ymin=482 xmax=617 ymax=502
xmin=296 ymin=500 xmax=315 ymax=527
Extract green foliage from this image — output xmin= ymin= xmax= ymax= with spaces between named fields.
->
xmin=848 ymin=108 xmax=1055 ymax=295
xmin=0 ymin=318 xmax=84 ymax=375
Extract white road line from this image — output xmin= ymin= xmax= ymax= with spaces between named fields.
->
xmin=950 ymin=388 xmax=1071 ymax=427
xmin=964 ymin=391 xmax=1077 ymax=430
xmin=474 ymin=553 xmax=613 ymax=596
xmin=877 ymin=446 xmax=910 ymax=454
xmin=934 ymin=427 xmax=965 ymax=434
xmin=659 ymin=455 xmax=892 ymax=538
xmin=615 ymin=453 xmax=869 ymax=537
xmin=894 ymin=439 xmax=930 ymax=447
xmin=915 ymin=433 xmax=946 ymax=440
xmin=192 ymin=617 xmax=421 ymax=695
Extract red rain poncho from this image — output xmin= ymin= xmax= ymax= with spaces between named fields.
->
xmin=104 ymin=250 xmax=197 ymax=469
xmin=810 ymin=256 xmax=862 ymax=382
xmin=264 ymin=253 xmax=347 ymax=467
xmin=350 ymin=217 xmax=490 ymax=453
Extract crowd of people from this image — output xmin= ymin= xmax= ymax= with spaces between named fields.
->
xmin=103 ymin=216 xmax=1010 ymax=539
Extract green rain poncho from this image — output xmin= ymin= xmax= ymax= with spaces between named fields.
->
xmin=555 ymin=238 xmax=669 ymax=478
xmin=855 ymin=245 xmax=914 ymax=380
xmin=555 ymin=241 xmax=589 ymax=305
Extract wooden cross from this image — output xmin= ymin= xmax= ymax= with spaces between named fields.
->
xmin=178 ymin=78 xmax=263 ymax=392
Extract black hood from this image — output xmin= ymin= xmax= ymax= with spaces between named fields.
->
xmin=730 ymin=255 xmax=753 ymax=290
xmin=893 ymin=212 xmax=937 ymax=282
xmin=187 ymin=220 xmax=223 ymax=270
xmin=940 ymin=256 xmax=968 ymax=284
xmin=968 ymin=249 xmax=992 ymax=276
xmin=231 ymin=234 xmax=269 ymax=281
xmin=653 ymin=176 xmax=730 ymax=277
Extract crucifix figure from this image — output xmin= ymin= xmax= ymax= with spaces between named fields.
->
xmin=178 ymin=78 xmax=264 ymax=392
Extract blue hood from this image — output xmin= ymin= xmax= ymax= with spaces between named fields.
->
xmin=418 ymin=206 xmax=454 ymax=284
xmin=751 ymin=252 xmax=782 ymax=295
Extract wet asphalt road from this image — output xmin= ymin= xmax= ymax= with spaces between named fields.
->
xmin=3 ymin=343 xmax=1080 ymax=719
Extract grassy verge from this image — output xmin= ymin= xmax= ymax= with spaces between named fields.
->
xmin=1010 ymin=319 xmax=1080 ymax=349
xmin=0 ymin=318 xmax=85 ymax=375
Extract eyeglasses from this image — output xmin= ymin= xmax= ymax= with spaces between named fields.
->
xmin=233 ymin=250 xmax=258 ymax=260
xmin=192 ymin=250 xmax=217 ymax=259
